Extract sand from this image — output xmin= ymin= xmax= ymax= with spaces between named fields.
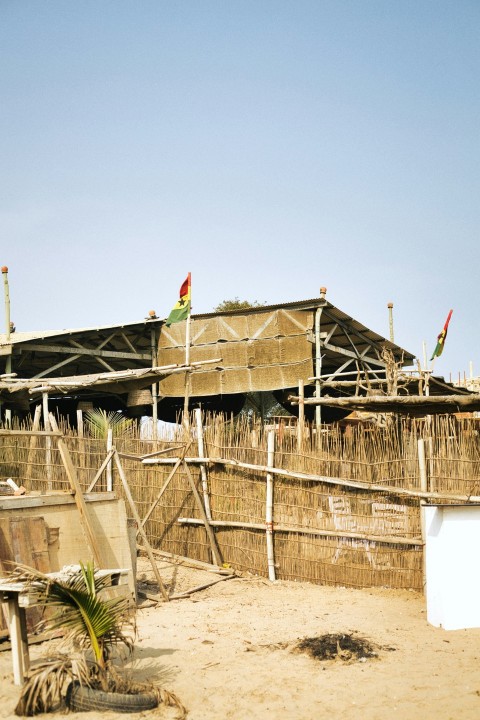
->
xmin=1 ymin=557 xmax=480 ymax=720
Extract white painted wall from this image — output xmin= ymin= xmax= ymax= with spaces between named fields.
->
xmin=425 ymin=504 xmax=480 ymax=630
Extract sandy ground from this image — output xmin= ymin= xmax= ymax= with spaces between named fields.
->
xmin=2 ymin=557 xmax=480 ymax=720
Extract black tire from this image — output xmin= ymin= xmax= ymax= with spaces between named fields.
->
xmin=66 ymin=682 xmax=159 ymax=713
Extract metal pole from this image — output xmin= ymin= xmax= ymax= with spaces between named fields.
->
xmin=2 ymin=268 xmax=12 ymax=423
xmin=387 ymin=302 xmax=394 ymax=342
xmin=2 ymin=266 xmax=11 ymax=343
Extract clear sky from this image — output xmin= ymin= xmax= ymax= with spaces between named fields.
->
xmin=1 ymin=1 xmax=478 ymax=381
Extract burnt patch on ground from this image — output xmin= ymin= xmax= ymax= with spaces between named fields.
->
xmin=294 ymin=633 xmax=390 ymax=663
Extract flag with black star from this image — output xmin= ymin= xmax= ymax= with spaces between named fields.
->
xmin=166 ymin=274 xmax=191 ymax=326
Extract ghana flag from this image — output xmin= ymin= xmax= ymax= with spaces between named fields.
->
xmin=430 ymin=309 xmax=453 ymax=360
xmin=166 ymin=273 xmax=191 ymax=326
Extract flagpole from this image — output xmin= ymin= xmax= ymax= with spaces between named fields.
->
xmin=183 ymin=272 xmax=192 ymax=432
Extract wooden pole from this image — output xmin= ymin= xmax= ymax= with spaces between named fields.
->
xmin=314 ymin=307 xmax=322 ymax=436
xmin=106 ymin=428 xmax=113 ymax=492
xmin=76 ymin=408 xmax=86 ymax=473
xmin=112 ymin=450 xmax=169 ymax=600
xmin=178 ymin=517 xmax=423 ymax=547
xmin=183 ymin=273 xmax=192 ymax=433
xmin=143 ymin=453 xmax=480 ymax=504
xmin=195 ymin=408 xmax=212 ymax=520
xmin=297 ymin=379 xmax=304 ymax=450
xmin=181 ymin=459 xmax=223 ymax=567
xmin=418 ymin=438 xmax=428 ymax=594
xmin=288 ymin=394 xmax=480 ymax=411
xmin=266 ymin=430 xmax=276 ymax=581
xmin=25 ymin=405 xmax=42 ymax=483
xmin=150 ymin=325 xmax=158 ymax=442
xmin=86 ymin=448 xmax=116 ymax=493
xmin=42 ymin=393 xmax=52 ymax=490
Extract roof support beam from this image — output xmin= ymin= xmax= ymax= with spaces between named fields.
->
xmin=19 ymin=343 xmax=150 ymax=361
xmin=321 ymin=340 xmax=385 ymax=368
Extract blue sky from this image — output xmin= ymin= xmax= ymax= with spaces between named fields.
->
xmin=1 ymin=1 xmax=478 ymax=381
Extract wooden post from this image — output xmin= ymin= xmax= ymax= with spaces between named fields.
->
xmin=418 ymin=438 xmax=428 ymax=594
xmin=297 ymin=379 xmax=304 ymax=450
xmin=150 ymin=325 xmax=158 ymax=442
xmin=25 ymin=405 xmax=42 ymax=483
xmin=266 ymin=430 xmax=276 ymax=582
xmin=182 ymin=279 xmax=192 ymax=434
xmin=314 ymin=307 xmax=323 ymax=441
xmin=6 ymin=597 xmax=29 ymax=685
xmin=106 ymin=428 xmax=113 ymax=492
xmin=76 ymin=408 xmax=86 ymax=473
xmin=113 ymin=450 xmax=170 ymax=601
xmin=42 ymin=393 xmax=53 ymax=490
xmin=182 ymin=459 xmax=223 ymax=567
xmin=195 ymin=408 xmax=212 ymax=520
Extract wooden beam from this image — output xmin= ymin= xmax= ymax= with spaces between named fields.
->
xmin=289 ymin=394 xmax=480 ymax=409
xmin=321 ymin=340 xmax=385 ymax=367
xmin=138 ymin=546 xmax=234 ymax=574
xmin=20 ymin=343 xmax=150 ymax=361
xmin=0 ymin=429 xmax=61 ymax=437
xmin=0 ymin=492 xmax=115 ymax=511
xmin=33 ymin=354 xmax=81 ymax=379
xmin=144 ymin=455 xmax=480 ymax=504
xmin=177 ymin=517 xmax=423 ymax=547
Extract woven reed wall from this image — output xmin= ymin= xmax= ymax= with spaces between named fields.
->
xmin=1 ymin=414 xmax=479 ymax=591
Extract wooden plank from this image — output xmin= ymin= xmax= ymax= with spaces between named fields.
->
xmin=0 ymin=517 xmax=51 ymax=630
xmin=29 ymin=517 xmax=51 ymax=573
xmin=0 ymin=430 xmax=61 ymax=437
xmin=0 ymin=492 xmax=116 ymax=511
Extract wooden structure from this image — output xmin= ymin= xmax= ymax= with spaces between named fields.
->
xmin=0 ymin=293 xmax=421 ymax=424
xmin=1 ymin=291 xmax=474 ymax=430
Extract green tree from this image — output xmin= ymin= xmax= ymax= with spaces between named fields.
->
xmin=213 ymin=297 xmax=266 ymax=312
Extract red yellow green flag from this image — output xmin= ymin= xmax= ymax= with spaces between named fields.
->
xmin=166 ymin=273 xmax=191 ymax=326
xmin=430 ymin=309 xmax=453 ymax=360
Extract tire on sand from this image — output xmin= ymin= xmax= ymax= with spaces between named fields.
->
xmin=66 ymin=682 xmax=159 ymax=713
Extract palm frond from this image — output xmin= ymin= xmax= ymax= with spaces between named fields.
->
xmin=7 ymin=563 xmax=135 ymax=665
xmin=84 ymin=409 xmax=134 ymax=439
xmin=14 ymin=653 xmax=91 ymax=717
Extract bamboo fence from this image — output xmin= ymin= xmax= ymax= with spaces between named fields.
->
xmin=1 ymin=413 xmax=479 ymax=592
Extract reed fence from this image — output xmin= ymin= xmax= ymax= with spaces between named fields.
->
xmin=1 ymin=413 xmax=479 ymax=592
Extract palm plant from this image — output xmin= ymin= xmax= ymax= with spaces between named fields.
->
xmin=13 ymin=562 xmax=135 ymax=715
xmin=84 ymin=409 xmax=134 ymax=439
